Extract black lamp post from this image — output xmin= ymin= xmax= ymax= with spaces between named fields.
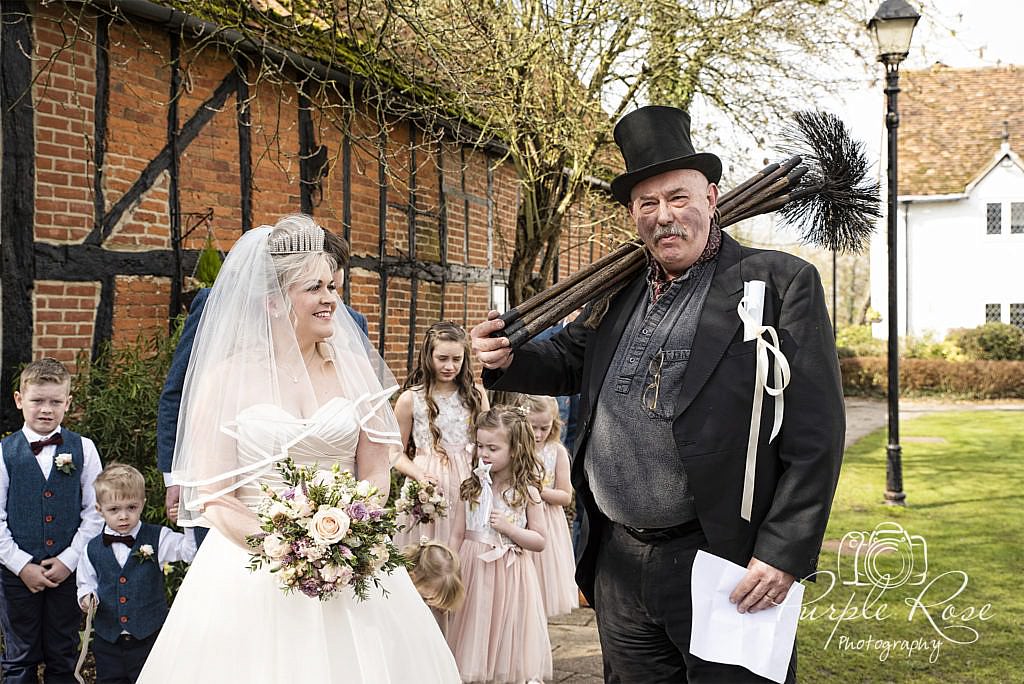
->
xmin=868 ymin=0 xmax=919 ymax=505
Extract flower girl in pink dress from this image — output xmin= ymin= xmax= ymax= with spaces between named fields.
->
xmin=392 ymin=323 xmax=487 ymax=551
xmin=522 ymin=395 xmax=578 ymax=617
xmin=448 ymin=406 xmax=552 ymax=684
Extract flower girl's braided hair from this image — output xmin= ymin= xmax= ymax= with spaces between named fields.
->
xmin=461 ymin=405 xmax=544 ymax=509
xmin=403 ymin=322 xmax=484 ymax=464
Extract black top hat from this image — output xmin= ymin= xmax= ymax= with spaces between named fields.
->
xmin=610 ymin=106 xmax=722 ymax=206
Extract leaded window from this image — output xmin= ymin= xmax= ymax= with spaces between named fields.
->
xmin=985 ymin=303 xmax=1001 ymax=322
xmin=1010 ymin=303 xmax=1024 ymax=329
xmin=1012 ymin=203 xmax=1024 ymax=234
xmin=986 ymin=203 xmax=1002 ymax=234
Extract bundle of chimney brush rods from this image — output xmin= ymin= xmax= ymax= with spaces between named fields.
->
xmin=492 ymin=111 xmax=881 ymax=349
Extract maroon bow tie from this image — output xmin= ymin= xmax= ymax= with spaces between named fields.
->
xmin=102 ymin=533 xmax=135 ymax=548
xmin=30 ymin=433 xmax=63 ymax=455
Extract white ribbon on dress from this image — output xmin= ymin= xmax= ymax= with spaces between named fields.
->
xmin=465 ymin=462 xmax=493 ymax=532
xmin=736 ymin=281 xmax=791 ymax=522
xmin=465 ymin=462 xmax=517 ymax=566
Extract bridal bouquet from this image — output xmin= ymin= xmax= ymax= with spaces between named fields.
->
xmin=245 ymin=458 xmax=405 ymax=601
xmin=395 ymin=478 xmax=448 ymax=528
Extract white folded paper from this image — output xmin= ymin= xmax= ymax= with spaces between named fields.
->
xmin=689 ymin=550 xmax=803 ymax=683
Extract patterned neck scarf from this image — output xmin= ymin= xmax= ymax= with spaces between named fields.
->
xmin=646 ymin=217 xmax=722 ymax=304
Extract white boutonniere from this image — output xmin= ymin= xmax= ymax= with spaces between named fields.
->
xmin=133 ymin=544 xmax=155 ymax=563
xmin=54 ymin=453 xmax=75 ymax=475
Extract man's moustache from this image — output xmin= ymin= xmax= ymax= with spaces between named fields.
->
xmin=653 ymin=226 xmax=687 ymax=241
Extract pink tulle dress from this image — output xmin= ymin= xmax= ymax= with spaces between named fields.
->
xmin=532 ymin=442 xmax=579 ymax=617
xmin=448 ymin=490 xmax=552 ymax=684
xmin=394 ymin=389 xmax=473 ymax=550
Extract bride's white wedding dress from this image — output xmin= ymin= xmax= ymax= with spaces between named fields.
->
xmin=138 ymin=397 xmax=461 ymax=682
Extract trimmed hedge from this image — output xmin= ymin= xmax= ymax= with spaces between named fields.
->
xmin=841 ymin=356 xmax=1024 ymax=399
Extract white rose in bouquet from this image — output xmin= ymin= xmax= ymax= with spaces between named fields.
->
xmin=319 ymin=563 xmax=354 ymax=586
xmin=370 ymin=544 xmax=390 ymax=571
xmin=263 ymin=534 xmax=290 ymax=560
xmin=309 ymin=507 xmax=351 ymax=545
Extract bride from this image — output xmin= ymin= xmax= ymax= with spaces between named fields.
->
xmin=138 ymin=215 xmax=460 ymax=682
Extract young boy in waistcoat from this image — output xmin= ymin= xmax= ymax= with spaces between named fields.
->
xmin=0 ymin=357 xmax=104 ymax=683
xmin=77 ymin=464 xmax=196 ymax=683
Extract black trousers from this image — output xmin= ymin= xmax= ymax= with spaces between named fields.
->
xmin=92 ymin=631 xmax=159 ymax=684
xmin=0 ymin=567 xmax=80 ymax=684
xmin=593 ymin=522 xmax=797 ymax=684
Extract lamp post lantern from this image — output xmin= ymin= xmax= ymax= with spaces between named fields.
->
xmin=868 ymin=0 xmax=919 ymax=505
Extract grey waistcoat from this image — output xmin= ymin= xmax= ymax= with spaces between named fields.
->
xmin=584 ymin=259 xmax=716 ymax=528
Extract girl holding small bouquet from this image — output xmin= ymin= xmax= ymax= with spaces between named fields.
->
xmin=522 ymin=394 xmax=578 ymax=617
xmin=448 ymin=406 xmax=551 ymax=684
xmin=392 ymin=322 xmax=487 ymax=550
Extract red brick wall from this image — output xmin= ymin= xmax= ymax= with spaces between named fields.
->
xmin=176 ymin=49 xmax=243 ymax=250
xmin=103 ymin=19 xmax=172 ymax=249
xmin=111 ymin=276 xmax=173 ymax=348
xmin=22 ymin=5 xmax=615 ymax=383
xmin=32 ymin=281 xmax=101 ymax=369
xmin=32 ymin=3 xmax=95 ymax=244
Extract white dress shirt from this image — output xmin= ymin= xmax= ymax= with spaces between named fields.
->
xmin=76 ymin=522 xmax=197 ymax=605
xmin=0 ymin=425 xmax=104 ymax=575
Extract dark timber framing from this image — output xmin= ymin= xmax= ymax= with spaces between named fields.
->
xmin=1 ymin=2 xmax=37 ymax=430
xmin=341 ymin=135 xmax=352 ymax=304
xmin=377 ymin=135 xmax=389 ymax=357
xmin=236 ymin=58 xmax=253 ymax=233
xmin=165 ymin=33 xmax=182 ymax=339
xmin=2 ymin=3 xmax=511 ymax=432
xmin=93 ymin=14 xmax=110 ymax=236
xmin=298 ymin=86 xmax=316 ymax=215
xmin=407 ymin=126 xmax=418 ymax=374
xmin=437 ymin=145 xmax=448 ymax=321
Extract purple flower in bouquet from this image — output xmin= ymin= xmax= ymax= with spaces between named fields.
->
xmin=300 ymin=578 xmax=322 ymax=598
xmin=347 ymin=501 xmax=369 ymax=522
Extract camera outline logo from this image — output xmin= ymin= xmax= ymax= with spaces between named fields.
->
xmin=836 ymin=521 xmax=928 ymax=588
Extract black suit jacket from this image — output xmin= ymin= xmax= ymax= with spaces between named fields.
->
xmin=485 ymin=233 xmax=845 ymax=602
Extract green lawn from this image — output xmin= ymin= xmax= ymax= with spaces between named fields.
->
xmin=799 ymin=411 xmax=1024 ymax=683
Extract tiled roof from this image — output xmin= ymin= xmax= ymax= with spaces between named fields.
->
xmin=899 ymin=64 xmax=1024 ymax=196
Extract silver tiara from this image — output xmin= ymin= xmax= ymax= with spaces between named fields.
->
xmin=267 ymin=224 xmax=325 ymax=254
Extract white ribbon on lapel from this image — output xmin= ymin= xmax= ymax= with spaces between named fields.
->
xmin=736 ymin=280 xmax=791 ymax=521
